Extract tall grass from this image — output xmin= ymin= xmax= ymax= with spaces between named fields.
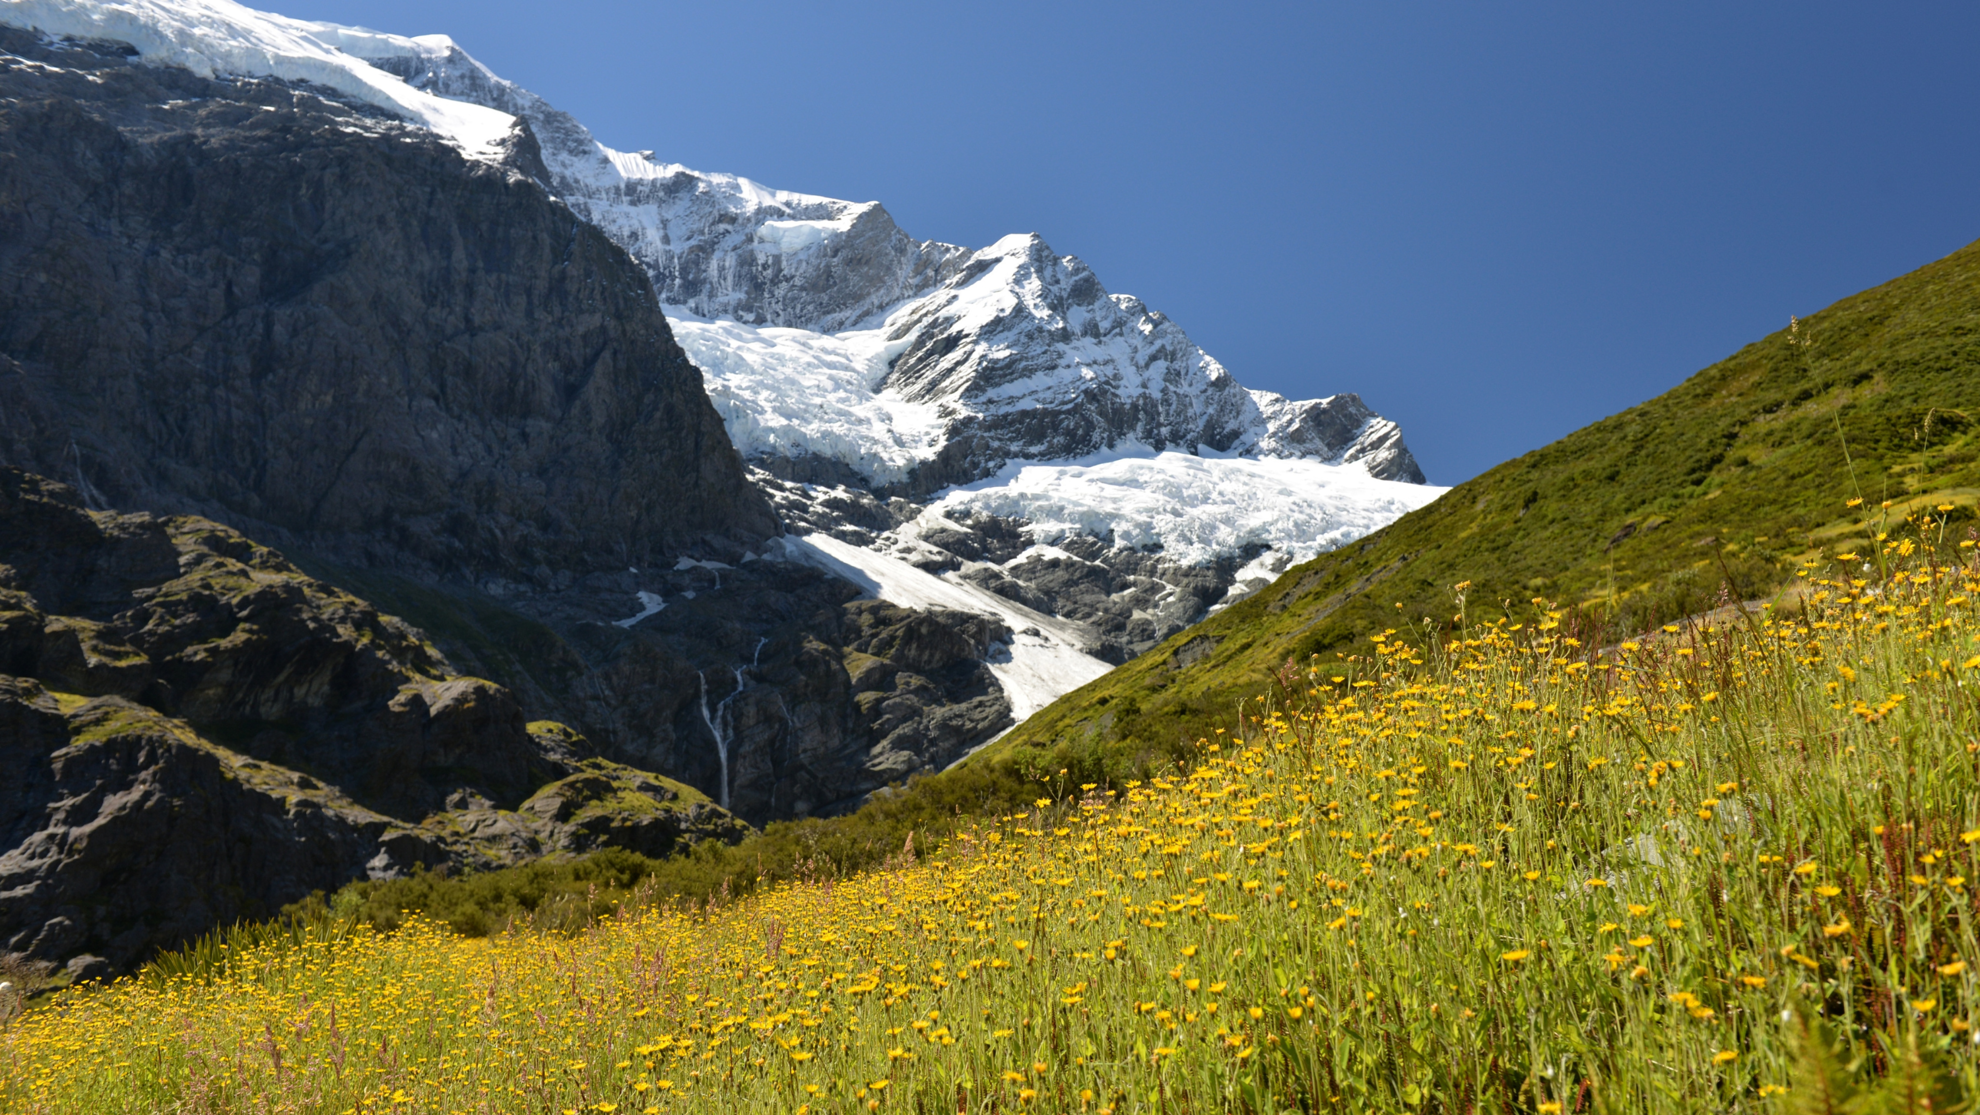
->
xmin=6 ymin=509 xmax=1980 ymax=1113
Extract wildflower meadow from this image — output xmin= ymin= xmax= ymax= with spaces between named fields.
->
xmin=7 ymin=505 xmax=1980 ymax=1113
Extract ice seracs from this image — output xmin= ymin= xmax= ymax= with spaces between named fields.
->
xmin=670 ymin=312 xmax=944 ymax=487
xmin=921 ymin=451 xmax=1445 ymax=573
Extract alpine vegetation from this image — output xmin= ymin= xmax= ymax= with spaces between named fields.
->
xmin=9 ymin=506 xmax=1980 ymax=1112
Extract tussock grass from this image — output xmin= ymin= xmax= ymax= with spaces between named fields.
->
xmin=8 ymin=507 xmax=1980 ymax=1113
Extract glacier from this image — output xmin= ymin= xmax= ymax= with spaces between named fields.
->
xmin=669 ymin=312 xmax=945 ymax=487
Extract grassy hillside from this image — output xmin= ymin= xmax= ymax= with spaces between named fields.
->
xmin=986 ymin=236 xmax=1980 ymax=769
xmin=17 ymin=530 xmax=1980 ymax=1112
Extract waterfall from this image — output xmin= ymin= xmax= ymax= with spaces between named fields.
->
xmin=696 ymin=672 xmax=730 ymax=810
xmin=696 ymin=640 xmax=773 ymax=812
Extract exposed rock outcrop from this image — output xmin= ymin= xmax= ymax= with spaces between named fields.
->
xmin=0 ymin=677 xmax=393 ymax=972
xmin=838 ymin=602 xmax=1011 ymax=790
xmin=1249 ymin=392 xmax=1427 ymax=484
xmin=0 ymin=469 xmax=752 ymax=972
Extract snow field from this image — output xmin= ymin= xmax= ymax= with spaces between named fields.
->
xmin=775 ymin=534 xmax=1114 ymax=726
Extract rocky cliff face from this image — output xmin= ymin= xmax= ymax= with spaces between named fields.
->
xmin=0 ymin=26 xmax=775 ymax=582
xmin=0 ymin=468 xmax=753 ymax=973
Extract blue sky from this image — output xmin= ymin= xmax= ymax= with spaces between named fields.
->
xmin=283 ymin=0 xmax=1980 ymax=484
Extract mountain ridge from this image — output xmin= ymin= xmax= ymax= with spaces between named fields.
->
xmin=301 ymin=10 xmax=1444 ymax=672
xmin=0 ymin=0 xmax=1456 ymax=977
xmin=346 ymin=28 xmax=1429 ymax=487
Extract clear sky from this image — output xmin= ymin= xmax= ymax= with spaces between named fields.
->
xmin=280 ymin=0 xmax=1980 ymax=484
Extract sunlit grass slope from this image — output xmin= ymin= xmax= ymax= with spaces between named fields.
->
xmin=9 ymin=514 xmax=1980 ymax=1112
xmin=991 ymin=237 xmax=1980 ymax=767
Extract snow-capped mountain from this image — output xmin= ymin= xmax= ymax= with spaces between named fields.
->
xmin=321 ymin=26 xmax=1443 ymax=632
xmin=285 ymin=27 xmax=1431 ymax=491
xmin=3 ymin=0 xmax=1445 ymax=672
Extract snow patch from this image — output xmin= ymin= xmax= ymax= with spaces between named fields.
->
xmin=1211 ymin=550 xmax=1296 ymax=614
xmin=612 ymin=591 xmax=666 ymax=629
xmin=754 ymin=213 xmax=861 ymax=254
xmin=775 ymin=533 xmax=1113 ymax=725
xmin=1007 ymin=544 xmax=1103 ymax=568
